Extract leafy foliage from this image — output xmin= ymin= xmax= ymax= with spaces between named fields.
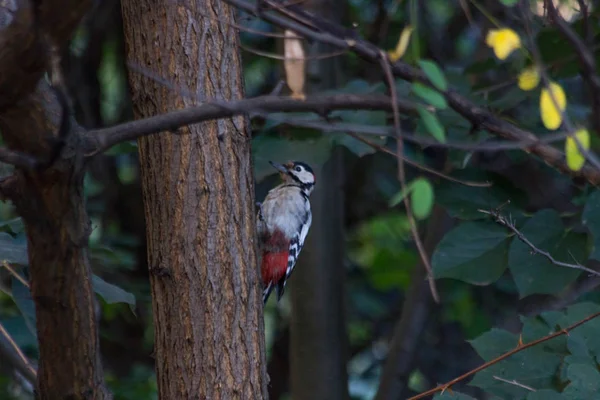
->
xmin=2 ymin=0 xmax=600 ymax=399
xmin=444 ymin=303 xmax=600 ymax=399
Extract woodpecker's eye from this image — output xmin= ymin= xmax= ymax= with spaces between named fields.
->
xmin=295 ymin=166 xmax=302 ymax=172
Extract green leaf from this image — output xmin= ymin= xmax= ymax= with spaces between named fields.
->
xmin=527 ymin=390 xmax=564 ymax=400
xmin=367 ymin=250 xmax=416 ymax=290
xmin=500 ymin=0 xmax=519 ymax=6
xmin=582 ymin=189 xmax=600 ymax=260
xmin=556 ymin=302 xmax=600 ymax=360
xmin=562 ymin=364 xmax=600 ymax=399
xmin=0 ymin=233 xmax=28 ymax=265
xmin=411 ymin=82 xmax=447 ymax=109
xmin=92 ymin=275 xmax=136 ymax=308
xmin=432 ymin=221 xmax=510 ymax=284
xmin=416 ymin=105 xmax=446 ymax=143
xmin=469 ymin=328 xmax=561 ymax=398
xmin=434 ymin=393 xmax=477 ymax=400
xmin=508 ymin=209 xmax=586 ymax=298
xmin=410 ymin=178 xmax=434 ymax=220
xmin=418 ymin=59 xmax=448 ymax=91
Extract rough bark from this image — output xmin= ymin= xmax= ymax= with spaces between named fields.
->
xmin=120 ymin=1 xmax=268 ymax=399
xmin=0 ymin=1 xmax=111 ymax=398
xmin=289 ymin=2 xmax=349 ymax=398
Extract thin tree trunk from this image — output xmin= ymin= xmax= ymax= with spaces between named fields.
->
xmin=120 ymin=1 xmax=268 ymax=399
xmin=0 ymin=2 xmax=111 ymax=398
xmin=374 ymin=206 xmax=450 ymax=400
xmin=290 ymin=1 xmax=349 ymax=399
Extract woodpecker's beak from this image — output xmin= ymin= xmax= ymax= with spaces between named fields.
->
xmin=269 ymin=161 xmax=288 ymax=174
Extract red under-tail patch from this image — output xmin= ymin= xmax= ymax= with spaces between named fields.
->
xmin=261 ymin=229 xmax=289 ymax=286
xmin=261 ymin=251 xmax=288 ymax=285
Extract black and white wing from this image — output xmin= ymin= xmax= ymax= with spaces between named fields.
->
xmin=275 ymin=209 xmax=312 ymax=301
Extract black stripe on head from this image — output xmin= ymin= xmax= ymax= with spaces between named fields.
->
xmin=292 ymin=161 xmax=314 ymax=174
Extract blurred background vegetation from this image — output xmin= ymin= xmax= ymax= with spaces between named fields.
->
xmin=2 ymin=0 xmax=600 ymax=399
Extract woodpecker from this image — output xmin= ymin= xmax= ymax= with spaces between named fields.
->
xmin=257 ymin=160 xmax=316 ymax=304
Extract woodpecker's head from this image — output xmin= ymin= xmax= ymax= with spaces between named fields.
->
xmin=270 ymin=160 xmax=316 ymax=194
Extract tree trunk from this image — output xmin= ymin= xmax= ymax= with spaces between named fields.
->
xmin=374 ymin=206 xmax=450 ymax=400
xmin=0 ymin=2 xmax=111 ymax=398
xmin=289 ymin=1 xmax=349 ymax=399
xmin=120 ymin=1 xmax=268 ymax=399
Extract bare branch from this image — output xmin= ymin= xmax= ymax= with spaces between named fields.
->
xmin=345 ymin=132 xmax=490 ymax=187
xmin=478 ymin=208 xmax=600 ymax=278
xmin=82 ymin=94 xmax=417 ymax=154
xmin=379 ymin=51 xmax=439 ymax=302
xmin=2 ymin=261 xmax=30 ymax=289
xmin=0 ymin=321 xmax=37 ymax=387
xmin=240 ymin=43 xmax=346 ymax=61
xmin=274 ymin=116 xmax=571 ymax=152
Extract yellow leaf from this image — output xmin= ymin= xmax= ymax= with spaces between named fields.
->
xmin=485 ymin=28 xmax=521 ymax=60
xmin=388 ymin=26 xmax=413 ymax=62
xmin=565 ymin=128 xmax=590 ymax=171
xmin=540 ymin=82 xmax=567 ymax=130
xmin=518 ymin=66 xmax=540 ymax=91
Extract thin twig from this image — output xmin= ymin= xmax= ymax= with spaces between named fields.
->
xmin=240 ymin=43 xmax=346 ymax=60
xmin=345 ymin=132 xmax=490 ymax=187
xmin=409 ymin=310 xmax=600 ymax=399
xmin=0 ymin=322 xmax=37 ymax=381
xmin=478 ymin=208 xmax=600 ymax=278
xmin=2 ymin=261 xmax=29 ymax=288
xmin=379 ymin=51 xmax=440 ymax=303
xmin=492 ymin=376 xmax=536 ymax=392
xmin=277 ymin=116 xmax=572 ymax=152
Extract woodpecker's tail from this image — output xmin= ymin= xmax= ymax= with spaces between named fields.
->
xmin=276 ymin=278 xmax=286 ymax=302
xmin=263 ymin=282 xmax=274 ymax=305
